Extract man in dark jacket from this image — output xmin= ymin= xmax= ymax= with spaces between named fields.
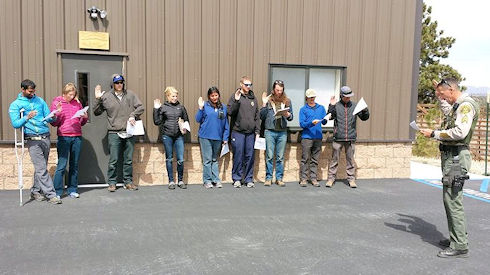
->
xmin=326 ymin=86 xmax=369 ymax=188
xmin=94 ymin=75 xmax=144 ymax=192
xmin=227 ymin=76 xmax=260 ymax=188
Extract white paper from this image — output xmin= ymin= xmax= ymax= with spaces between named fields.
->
xmin=323 ymin=113 xmax=332 ymax=120
xmin=42 ymin=109 xmax=58 ymax=121
xmin=409 ymin=120 xmax=420 ymax=131
xmin=220 ymin=143 xmax=230 ymax=158
xmin=274 ymin=107 xmax=290 ymax=116
xmin=254 ymin=137 xmax=266 ymax=150
xmin=126 ymin=120 xmax=145 ymax=136
xmin=182 ymin=121 xmax=191 ymax=132
xmin=353 ymin=97 xmax=368 ymax=115
xmin=70 ymin=106 xmax=89 ymax=119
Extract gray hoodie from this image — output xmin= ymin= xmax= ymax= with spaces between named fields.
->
xmin=94 ymin=89 xmax=144 ymax=132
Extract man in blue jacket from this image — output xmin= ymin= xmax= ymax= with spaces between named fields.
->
xmin=299 ymin=89 xmax=327 ymax=187
xmin=326 ymin=86 xmax=369 ymax=188
xmin=9 ymin=79 xmax=62 ymax=204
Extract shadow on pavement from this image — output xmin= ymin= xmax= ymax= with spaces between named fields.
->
xmin=384 ymin=213 xmax=446 ymax=248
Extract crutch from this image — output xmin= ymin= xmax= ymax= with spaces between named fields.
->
xmin=14 ymin=109 xmax=25 ymax=206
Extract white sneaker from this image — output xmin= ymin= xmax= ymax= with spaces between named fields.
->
xmin=215 ymin=182 xmax=223 ymax=188
xmin=233 ymin=181 xmax=241 ymax=188
xmin=246 ymin=182 xmax=255 ymax=188
xmin=204 ymin=183 xmax=213 ymax=189
xmin=69 ymin=192 xmax=80 ymax=198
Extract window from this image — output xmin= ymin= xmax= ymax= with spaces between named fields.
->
xmin=76 ymin=72 xmax=90 ymax=121
xmin=269 ymin=64 xmax=345 ymax=129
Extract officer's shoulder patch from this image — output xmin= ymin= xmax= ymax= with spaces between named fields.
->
xmin=440 ymin=132 xmax=450 ymax=139
xmin=461 ymin=115 xmax=469 ymax=123
xmin=459 ymin=104 xmax=471 ymax=114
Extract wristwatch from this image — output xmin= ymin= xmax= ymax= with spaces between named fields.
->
xmin=430 ymin=131 xmax=435 ymax=138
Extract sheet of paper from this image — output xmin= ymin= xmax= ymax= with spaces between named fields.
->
xmin=220 ymin=143 xmax=230 ymax=158
xmin=409 ymin=120 xmax=420 ymax=131
xmin=353 ymin=97 xmax=368 ymax=115
xmin=126 ymin=120 xmax=145 ymax=136
xmin=42 ymin=109 xmax=58 ymax=121
xmin=323 ymin=113 xmax=332 ymax=120
xmin=70 ymin=106 xmax=89 ymax=119
xmin=182 ymin=121 xmax=191 ymax=132
xmin=254 ymin=137 xmax=266 ymax=150
xmin=274 ymin=107 xmax=290 ymax=116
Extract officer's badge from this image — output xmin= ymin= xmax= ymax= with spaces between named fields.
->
xmin=460 ymin=105 xmax=471 ymax=114
xmin=251 ymin=101 xmax=254 ymax=106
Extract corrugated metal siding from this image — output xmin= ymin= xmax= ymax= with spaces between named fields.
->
xmin=0 ymin=0 xmax=421 ymax=142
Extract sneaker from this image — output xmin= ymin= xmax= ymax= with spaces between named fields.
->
xmin=108 ymin=184 xmax=116 ymax=192
xmin=437 ymin=247 xmax=468 ymax=258
xmin=168 ymin=182 xmax=176 ymax=189
xmin=48 ymin=196 xmax=62 ymax=205
xmin=178 ymin=181 xmax=187 ymax=189
xmin=246 ymin=182 xmax=255 ymax=188
xmin=204 ymin=183 xmax=213 ymax=189
xmin=69 ymin=192 xmax=80 ymax=198
xmin=348 ymin=180 xmax=357 ymax=188
xmin=264 ymin=179 xmax=272 ymax=186
xmin=124 ymin=183 xmax=137 ymax=191
xmin=325 ymin=180 xmax=334 ymax=188
xmin=215 ymin=182 xmax=223 ymax=188
xmin=233 ymin=181 xmax=241 ymax=188
xmin=299 ymin=180 xmax=307 ymax=187
xmin=438 ymin=239 xmax=450 ymax=247
xmin=276 ymin=180 xmax=285 ymax=187
xmin=30 ymin=193 xmax=46 ymax=201
xmin=311 ymin=179 xmax=320 ymax=187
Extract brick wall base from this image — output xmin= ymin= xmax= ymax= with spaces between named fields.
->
xmin=0 ymin=142 xmax=411 ymax=190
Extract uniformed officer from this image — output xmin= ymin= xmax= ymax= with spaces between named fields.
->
xmin=420 ymin=77 xmax=479 ymax=258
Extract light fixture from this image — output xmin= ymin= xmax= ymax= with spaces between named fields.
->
xmin=87 ymin=6 xmax=98 ymax=19
xmin=87 ymin=6 xmax=108 ymax=20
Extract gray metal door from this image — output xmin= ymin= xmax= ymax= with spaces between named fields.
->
xmin=62 ymin=54 xmax=123 ymax=184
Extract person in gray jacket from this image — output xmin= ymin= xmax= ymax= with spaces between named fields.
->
xmin=94 ymin=75 xmax=144 ymax=192
xmin=326 ymin=86 xmax=369 ymax=188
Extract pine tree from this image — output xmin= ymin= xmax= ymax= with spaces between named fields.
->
xmin=419 ymin=4 xmax=464 ymax=103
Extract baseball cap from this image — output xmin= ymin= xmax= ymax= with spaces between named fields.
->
xmin=340 ymin=86 xmax=354 ymax=97
xmin=113 ymin=75 xmax=125 ymax=83
xmin=305 ymin=89 xmax=317 ymax=98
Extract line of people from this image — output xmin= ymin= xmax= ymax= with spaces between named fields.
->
xmin=8 ymin=75 xmax=369 ymax=204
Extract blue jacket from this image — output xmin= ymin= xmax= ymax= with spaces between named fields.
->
xmin=299 ymin=103 xmax=327 ymax=139
xmin=196 ymin=101 xmax=230 ymax=141
xmin=9 ymin=93 xmax=55 ymax=135
xmin=259 ymin=101 xmax=294 ymax=131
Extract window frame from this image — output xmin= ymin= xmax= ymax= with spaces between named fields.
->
xmin=268 ymin=63 xmax=347 ymax=132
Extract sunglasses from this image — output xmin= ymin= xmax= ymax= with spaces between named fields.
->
xmin=114 ymin=81 xmax=124 ymax=85
xmin=274 ymin=80 xmax=284 ymax=84
xmin=243 ymin=83 xmax=252 ymax=87
xmin=439 ymin=79 xmax=452 ymax=88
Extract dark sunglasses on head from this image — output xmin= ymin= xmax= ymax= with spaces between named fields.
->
xmin=243 ymin=83 xmax=252 ymax=87
xmin=439 ymin=79 xmax=452 ymax=88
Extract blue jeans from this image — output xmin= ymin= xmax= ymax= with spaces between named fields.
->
xmin=264 ymin=130 xmax=287 ymax=180
xmin=231 ymin=131 xmax=255 ymax=183
xmin=53 ymin=136 xmax=82 ymax=196
xmin=199 ymin=138 xmax=222 ymax=184
xmin=162 ymin=135 xmax=184 ymax=182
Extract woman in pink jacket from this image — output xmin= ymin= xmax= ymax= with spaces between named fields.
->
xmin=50 ymin=83 xmax=88 ymax=198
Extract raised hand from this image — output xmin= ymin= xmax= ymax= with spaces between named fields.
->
xmin=234 ymin=89 xmax=241 ymax=101
xmin=95 ymin=84 xmax=104 ymax=99
xmin=154 ymin=99 xmax=162 ymax=109
xmin=198 ymin=97 xmax=204 ymax=110
xmin=261 ymin=92 xmax=270 ymax=107
xmin=330 ymin=96 xmax=336 ymax=105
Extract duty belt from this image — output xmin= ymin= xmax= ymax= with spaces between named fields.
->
xmin=439 ymin=144 xmax=468 ymax=156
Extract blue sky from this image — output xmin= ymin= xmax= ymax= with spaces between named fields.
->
xmin=425 ymin=0 xmax=490 ymax=88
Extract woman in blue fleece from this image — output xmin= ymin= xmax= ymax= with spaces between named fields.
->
xmin=196 ymin=87 xmax=230 ymax=188
xmin=299 ymin=89 xmax=327 ymax=187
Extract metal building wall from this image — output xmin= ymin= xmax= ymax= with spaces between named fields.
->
xmin=0 ymin=0 xmax=421 ymax=143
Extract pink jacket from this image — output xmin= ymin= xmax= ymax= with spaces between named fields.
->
xmin=50 ymin=96 xmax=88 ymax=136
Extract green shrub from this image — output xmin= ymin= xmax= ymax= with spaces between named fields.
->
xmin=412 ymin=106 xmax=442 ymax=158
